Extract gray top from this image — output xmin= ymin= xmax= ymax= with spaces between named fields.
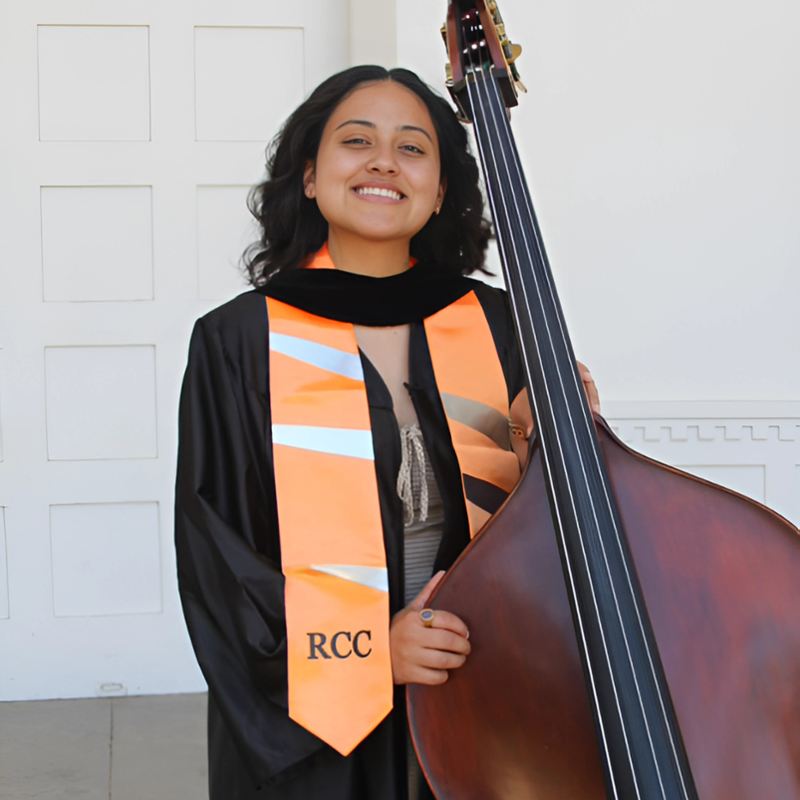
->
xmin=398 ymin=424 xmax=445 ymax=606
xmin=398 ymin=424 xmax=444 ymax=800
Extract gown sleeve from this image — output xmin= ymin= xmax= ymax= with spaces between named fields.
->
xmin=174 ymin=295 xmax=324 ymax=786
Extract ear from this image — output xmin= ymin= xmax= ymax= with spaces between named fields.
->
xmin=436 ymin=177 xmax=447 ymax=212
xmin=303 ymin=159 xmax=316 ymax=199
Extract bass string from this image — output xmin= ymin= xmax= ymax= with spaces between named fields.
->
xmin=482 ymin=60 xmax=692 ymax=794
xmin=463 ymin=30 xmax=689 ymax=799
xmin=460 ymin=33 xmax=621 ymax=729
xmin=472 ymin=65 xmax=691 ymax=800
xmin=461 ymin=53 xmax=635 ymax=800
xmin=475 ymin=73 xmax=676 ymax=798
xmin=472 ymin=68 xmax=671 ymax=791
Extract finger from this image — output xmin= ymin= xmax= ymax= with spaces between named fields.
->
xmin=585 ymin=379 xmax=601 ymax=414
xmin=407 ymin=668 xmax=449 ymax=686
xmin=425 ymin=609 xmax=470 ymax=639
xmin=410 ymin=571 xmax=446 ymax=611
xmin=576 ymin=361 xmax=601 ymax=414
xmin=418 ymin=649 xmax=467 ymax=671
xmin=510 ymin=389 xmax=534 ymax=438
xmin=422 ymin=629 xmax=471 ymax=655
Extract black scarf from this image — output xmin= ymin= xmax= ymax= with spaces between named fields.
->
xmin=257 ymin=262 xmax=478 ymax=326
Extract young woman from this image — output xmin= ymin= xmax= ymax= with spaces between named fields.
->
xmin=175 ymin=65 xmax=599 ymax=800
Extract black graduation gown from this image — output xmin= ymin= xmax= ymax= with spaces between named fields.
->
xmin=174 ymin=264 xmax=524 ymax=798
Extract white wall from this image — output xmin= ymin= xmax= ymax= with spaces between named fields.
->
xmin=0 ymin=0 xmax=348 ymax=701
xmin=0 ymin=0 xmax=797 ymax=702
xmin=350 ymin=0 xmax=397 ymax=68
xmin=393 ymin=0 xmax=800 ymax=526
xmin=396 ymin=0 xmax=800 ymax=399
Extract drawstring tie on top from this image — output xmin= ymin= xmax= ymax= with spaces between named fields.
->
xmin=397 ymin=424 xmax=429 ymax=526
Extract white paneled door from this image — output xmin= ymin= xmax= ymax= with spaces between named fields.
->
xmin=0 ymin=0 xmax=348 ymax=700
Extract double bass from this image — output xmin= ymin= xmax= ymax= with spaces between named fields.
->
xmin=407 ymin=3 xmax=800 ymax=798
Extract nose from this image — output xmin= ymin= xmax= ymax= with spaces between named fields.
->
xmin=366 ymin=143 xmax=399 ymax=175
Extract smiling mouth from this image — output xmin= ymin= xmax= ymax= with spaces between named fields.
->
xmin=353 ymin=187 xmax=405 ymax=201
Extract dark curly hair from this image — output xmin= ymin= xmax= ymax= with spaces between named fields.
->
xmin=243 ymin=65 xmax=492 ymax=285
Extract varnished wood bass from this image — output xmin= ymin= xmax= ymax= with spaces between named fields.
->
xmin=407 ymin=4 xmax=800 ymax=799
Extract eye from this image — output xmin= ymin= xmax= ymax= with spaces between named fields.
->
xmin=401 ymin=144 xmax=425 ymax=154
xmin=342 ymin=136 xmax=369 ymax=145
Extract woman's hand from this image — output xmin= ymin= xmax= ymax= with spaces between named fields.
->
xmin=390 ymin=571 xmax=471 ymax=685
xmin=510 ymin=362 xmax=601 ymax=464
xmin=577 ymin=361 xmax=601 ymax=415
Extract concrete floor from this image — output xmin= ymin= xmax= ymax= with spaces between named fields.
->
xmin=0 ymin=693 xmax=207 ymax=799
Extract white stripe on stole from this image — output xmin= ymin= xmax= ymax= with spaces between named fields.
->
xmin=309 ymin=565 xmax=389 ymax=593
xmin=272 ymin=424 xmax=375 ymax=460
xmin=270 ymin=332 xmax=363 ymax=380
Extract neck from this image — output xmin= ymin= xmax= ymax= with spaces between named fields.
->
xmin=327 ymin=228 xmax=411 ymax=278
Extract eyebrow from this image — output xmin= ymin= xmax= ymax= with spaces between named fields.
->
xmin=334 ymin=119 xmax=434 ymax=144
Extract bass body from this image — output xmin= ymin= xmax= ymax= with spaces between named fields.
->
xmin=409 ymin=420 xmax=800 ymax=799
xmin=408 ymin=4 xmax=800 ymax=795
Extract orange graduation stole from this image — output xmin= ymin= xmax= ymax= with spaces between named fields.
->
xmin=267 ymin=265 xmax=520 ymax=756
xmin=424 ymin=290 xmax=521 ymax=536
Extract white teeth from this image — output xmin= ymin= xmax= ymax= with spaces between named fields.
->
xmin=356 ymin=187 xmax=403 ymax=200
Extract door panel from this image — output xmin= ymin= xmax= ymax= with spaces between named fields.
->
xmin=0 ymin=0 xmax=348 ymax=700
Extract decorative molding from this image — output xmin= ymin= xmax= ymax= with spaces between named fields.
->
xmin=608 ymin=421 xmax=800 ymax=444
xmin=603 ymin=401 xmax=800 ymax=444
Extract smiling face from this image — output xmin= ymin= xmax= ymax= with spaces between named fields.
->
xmin=304 ymin=81 xmax=446 ymax=248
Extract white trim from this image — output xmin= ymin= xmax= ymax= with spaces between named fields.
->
xmin=310 ymin=564 xmax=389 ymax=593
xmin=272 ymin=424 xmax=374 ymax=460
xmin=270 ymin=332 xmax=363 ymax=381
